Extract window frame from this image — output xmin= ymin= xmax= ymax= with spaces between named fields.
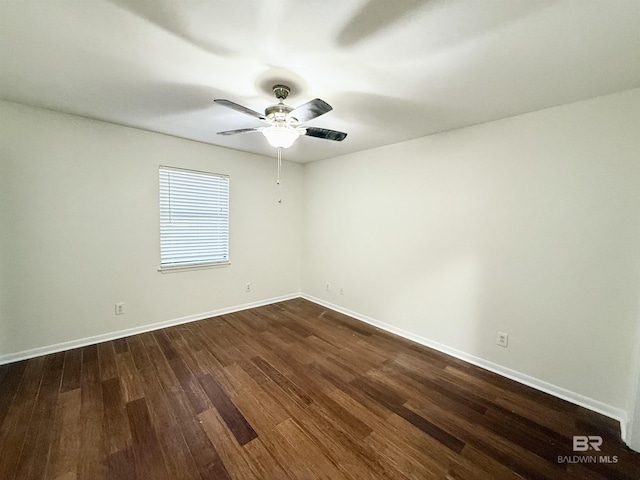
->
xmin=158 ymin=165 xmax=230 ymax=273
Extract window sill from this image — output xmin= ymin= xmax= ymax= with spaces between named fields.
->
xmin=158 ymin=261 xmax=231 ymax=273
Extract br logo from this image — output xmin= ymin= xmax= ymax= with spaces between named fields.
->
xmin=573 ymin=435 xmax=603 ymax=452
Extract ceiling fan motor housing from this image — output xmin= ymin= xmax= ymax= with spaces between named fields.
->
xmin=267 ymin=85 xmax=295 ymax=122
xmin=266 ymin=103 xmax=294 ymax=123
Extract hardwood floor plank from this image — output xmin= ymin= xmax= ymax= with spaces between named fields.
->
xmin=106 ymin=446 xmax=136 ymax=480
xmin=112 ymin=337 xmax=129 ymax=354
xmin=197 ymin=373 xmax=258 ymax=446
xmin=78 ymin=353 xmax=106 ymax=480
xmin=364 ymin=430 xmax=447 ymax=479
xmin=0 ymin=363 xmax=8 ymax=384
xmin=126 ymin=335 xmax=151 ymax=371
xmin=482 ymin=407 xmax=573 ymax=464
xmin=157 ymin=376 xmax=225 ymax=480
xmin=60 ymin=348 xmax=83 ymax=393
xmin=350 ymin=373 xmax=466 ymax=454
xmin=152 ymin=330 xmax=177 ymax=361
xmin=143 ymin=335 xmax=181 ymax=393
xmin=368 ymin=332 xmax=452 ymax=370
xmin=0 ymin=356 xmax=45 ymax=479
xmin=164 ymin=328 xmax=203 ymax=372
xmin=397 ymin=405 xmax=466 ymax=454
xmin=82 ymin=344 xmax=98 ymax=363
xmin=45 ymin=389 xmax=82 ymax=480
xmin=157 ymin=329 xmax=213 ymax=414
xmin=193 ymin=347 xmax=239 ymax=396
xmin=459 ymin=445 xmax=540 ymax=480
xmin=196 ymin=317 xmax=247 ymax=367
xmin=0 ymin=360 xmax=27 ymax=428
xmin=308 ymin=389 xmax=373 ymax=440
xmin=275 ymin=417 xmax=351 ymax=480
xmin=170 ymin=359 xmax=213 ymax=414
xmin=177 ymin=324 xmax=210 ymax=354
xmin=98 ymin=342 xmax=118 ymax=382
xmin=257 ymin=426 xmax=332 ymax=479
xmin=115 ymin=351 xmax=144 ymax=403
xmin=387 ymin=358 xmax=489 ymax=414
xmin=101 ymin=377 xmax=131 ymax=455
xmin=137 ymin=366 xmax=201 ymax=480
xmin=376 ymin=363 xmax=570 ymax=464
xmin=223 ymin=363 xmax=290 ymax=430
xmin=242 ymin=438 xmax=292 ymax=480
xmin=145 ymin=331 xmax=222 ymax=478
xmin=255 ymin=373 xmax=310 ymax=420
xmin=574 ymin=409 xmax=623 ymax=437
xmin=493 ymin=393 xmax=576 ymax=435
xmin=307 ymin=360 xmax=398 ymax=421
xmin=293 ymin=404 xmax=404 ymax=480
xmin=404 ymin=398 xmax=567 ymax=480
xmin=329 ymin=389 xmax=450 ymax=478
xmin=198 ymin=408 xmax=258 ymax=480
xmin=260 ymin=304 xmax=315 ymax=339
xmin=14 ymin=352 xmax=65 ymax=480
xmin=272 ymin=349 xmax=340 ymax=395
xmin=304 ymin=336 xmax=364 ymax=380
xmin=251 ymin=355 xmax=313 ymax=409
xmin=126 ymin=397 xmax=171 ymax=480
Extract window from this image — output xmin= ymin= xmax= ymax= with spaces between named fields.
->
xmin=159 ymin=166 xmax=229 ymax=271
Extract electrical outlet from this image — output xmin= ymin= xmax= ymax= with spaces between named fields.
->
xmin=115 ymin=303 xmax=125 ymax=315
xmin=496 ymin=332 xmax=509 ymax=347
xmin=326 ymin=282 xmax=331 ymax=292
xmin=245 ymin=283 xmax=251 ymax=293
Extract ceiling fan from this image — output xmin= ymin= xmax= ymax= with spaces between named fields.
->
xmin=214 ymin=85 xmax=347 ymax=149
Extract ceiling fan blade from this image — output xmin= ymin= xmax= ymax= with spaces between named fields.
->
xmin=217 ymin=127 xmax=262 ymax=136
xmin=290 ymin=99 xmax=332 ymax=123
xmin=304 ymin=127 xmax=347 ymax=142
xmin=214 ymin=99 xmax=268 ymax=122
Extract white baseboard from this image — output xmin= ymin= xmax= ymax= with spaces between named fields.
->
xmin=301 ymin=294 xmax=628 ymax=429
xmin=0 ymin=293 xmax=300 ymax=365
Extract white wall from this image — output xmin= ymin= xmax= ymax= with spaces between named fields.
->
xmin=627 ymin=301 xmax=640 ymax=449
xmin=629 ymin=372 xmax=640 ymax=450
xmin=302 ymin=88 xmax=640 ymax=415
xmin=0 ymin=101 xmax=303 ymax=358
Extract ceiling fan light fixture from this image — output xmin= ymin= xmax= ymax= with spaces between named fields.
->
xmin=262 ymin=125 xmax=300 ymax=148
xmin=215 ymin=85 xmax=347 ymax=148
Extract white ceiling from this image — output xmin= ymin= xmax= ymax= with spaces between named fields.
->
xmin=1 ymin=0 xmax=639 ymax=163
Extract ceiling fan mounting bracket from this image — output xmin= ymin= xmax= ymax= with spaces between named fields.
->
xmin=272 ymin=84 xmax=290 ymax=102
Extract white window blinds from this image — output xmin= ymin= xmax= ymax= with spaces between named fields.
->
xmin=159 ymin=166 xmax=230 ymax=270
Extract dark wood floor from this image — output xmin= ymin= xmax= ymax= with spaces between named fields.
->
xmin=0 ymin=299 xmax=638 ymax=480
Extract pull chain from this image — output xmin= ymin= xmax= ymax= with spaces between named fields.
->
xmin=277 ymin=147 xmax=282 ymax=203
xmin=277 ymin=147 xmax=282 ymax=185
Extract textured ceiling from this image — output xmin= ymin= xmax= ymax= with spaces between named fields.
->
xmin=1 ymin=0 xmax=639 ymax=163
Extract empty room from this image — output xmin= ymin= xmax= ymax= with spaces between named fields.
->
xmin=1 ymin=0 xmax=640 ymax=479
